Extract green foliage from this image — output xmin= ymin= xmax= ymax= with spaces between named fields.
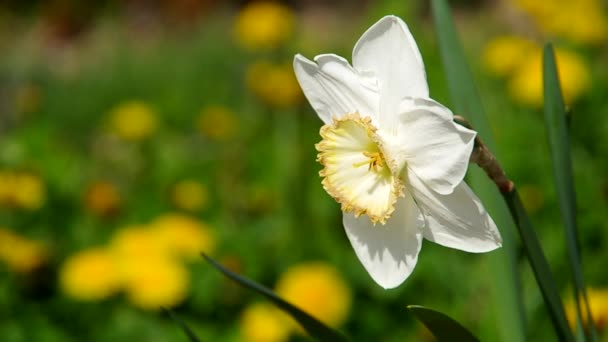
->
xmin=407 ymin=305 xmax=480 ymax=342
xmin=430 ymin=1 xmax=526 ymax=341
xmin=1 ymin=2 xmax=607 ymax=342
xmin=203 ymin=254 xmax=350 ymax=342
xmin=542 ymin=44 xmax=597 ymax=342
xmin=502 ymin=189 xmax=574 ymax=341
xmin=164 ymin=308 xmax=202 ymax=342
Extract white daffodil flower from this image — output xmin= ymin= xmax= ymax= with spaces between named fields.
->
xmin=293 ymin=15 xmax=502 ymax=289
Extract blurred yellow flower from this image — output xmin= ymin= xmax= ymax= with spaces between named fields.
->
xmin=13 ymin=172 xmax=46 ymax=210
xmin=84 ymin=180 xmax=122 ymax=218
xmin=508 ymin=48 xmax=590 ymax=107
xmin=0 ymin=171 xmax=11 ymax=203
xmin=108 ymin=101 xmax=158 ymax=141
xmin=515 ymin=0 xmax=608 ymax=45
xmin=240 ymin=302 xmax=290 ymax=342
xmin=247 ymin=61 xmax=302 ymax=108
xmin=565 ymin=288 xmax=608 ymax=331
xmin=482 ymin=35 xmax=537 ymax=77
xmin=171 ymin=179 xmax=209 ymax=212
xmin=152 ymin=213 xmax=216 ymax=261
xmin=122 ymin=257 xmax=189 ymax=310
xmin=514 ymin=0 xmax=556 ymax=18
xmin=110 ymin=225 xmax=167 ymax=262
xmin=108 ymin=223 xmax=192 ymax=309
xmin=234 ymin=1 xmax=294 ymax=50
xmin=197 ymin=106 xmax=238 ymax=141
xmin=0 ymin=170 xmax=46 ymax=210
xmin=558 ymin=8 xmax=608 ymax=45
xmin=275 ymin=262 xmax=351 ymax=329
xmin=59 ymin=248 xmax=120 ymax=301
xmin=0 ymin=228 xmax=48 ymax=273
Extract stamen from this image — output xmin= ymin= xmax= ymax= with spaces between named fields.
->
xmin=352 ymin=152 xmax=385 ymax=172
xmin=315 ymin=113 xmax=405 ymax=224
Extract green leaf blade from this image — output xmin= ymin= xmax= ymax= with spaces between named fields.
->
xmin=407 ymin=305 xmax=480 ymax=342
xmin=163 ymin=308 xmax=202 ymax=342
xmin=202 ymin=254 xmax=350 ymax=342
xmin=542 ymin=44 xmax=597 ymax=342
xmin=430 ymin=1 xmax=526 ymax=341
xmin=431 ymin=0 xmax=491 ymax=146
xmin=431 ymin=1 xmax=576 ymax=340
xmin=502 ymin=189 xmax=575 ymax=342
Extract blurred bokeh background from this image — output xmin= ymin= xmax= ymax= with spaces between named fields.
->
xmin=0 ymin=0 xmax=607 ymax=341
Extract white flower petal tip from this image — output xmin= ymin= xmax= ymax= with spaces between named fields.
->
xmin=292 ymin=54 xmax=378 ymax=125
xmin=409 ymin=174 xmax=503 ymax=253
xmin=352 ymin=15 xmax=429 ymax=111
xmin=343 ymin=195 xmax=424 ymax=289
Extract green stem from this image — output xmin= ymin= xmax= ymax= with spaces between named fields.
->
xmin=456 ymin=116 xmax=574 ymax=342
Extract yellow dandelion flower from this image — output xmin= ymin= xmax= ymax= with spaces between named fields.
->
xmin=507 ymin=50 xmax=543 ymax=107
xmin=234 ymin=1 xmax=294 ymax=50
xmin=0 ymin=171 xmax=46 ymax=210
xmin=0 ymin=170 xmax=13 ymax=206
xmin=560 ymin=7 xmax=608 ymax=45
xmin=151 ymin=213 xmax=216 ymax=261
xmin=247 ymin=61 xmax=302 ymax=108
xmin=122 ymin=257 xmax=189 ymax=310
xmin=110 ymin=225 xmax=168 ymax=263
xmin=514 ymin=0 xmax=555 ymax=18
xmin=508 ymin=48 xmax=590 ymax=107
xmin=275 ymin=262 xmax=351 ymax=329
xmin=171 ymin=179 xmax=209 ymax=212
xmin=515 ymin=0 xmax=608 ymax=45
xmin=109 ymin=224 xmax=191 ymax=310
xmin=84 ymin=180 xmax=122 ymax=217
xmin=565 ymin=288 xmax=608 ymax=331
xmin=59 ymin=248 xmax=121 ymax=301
xmin=4 ymin=239 xmax=47 ymax=273
xmin=197 ymin=106 xmax=238 ymax=141
xmin=108 ymin=101 xmax=158 ymax=141
xmin=0 ymin=228 xmax=48 ymax=273
xmin=240 ymin=302 xmax=290 ymax=342
xmin=14 ymin=172 xmax=46 ymax=210
xmin=482 ymin=35 xmax=538 ymax=77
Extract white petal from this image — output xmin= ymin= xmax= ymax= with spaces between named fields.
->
xmin=384 ymin=98 xmax=476 ymax=195
xmin=343 ymin=193 xmax=424 ymax=289
xmin=408 ymin=172 xmax=502 ymax=253
xmin=352 ymin=15 xmax=428 ymax=131
xmin=293 ymin=54 xmax=378 ymax=124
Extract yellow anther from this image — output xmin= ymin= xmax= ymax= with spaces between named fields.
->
xmin=353 ymin=151 xmax=385 ymax=172
xmin=316 ymin=113 xmax=404 ymax=224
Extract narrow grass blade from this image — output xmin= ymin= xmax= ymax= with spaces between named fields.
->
xmin=430 ymin=1 xmax=525 ymax=341
xmin=502 ymin=189 xmax=574 ymax=342
xmin=407 ymin=305 xmax=480 ymax=342
xmin=163 ymin=308 xmax=202 ymax=342
xmin=202 ymin=254 xmax=350 ymax=342
xmin=543 ymin=44 xmax=597 ymax=342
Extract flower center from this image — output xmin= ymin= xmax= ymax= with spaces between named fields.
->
xmin=353 ymin=151 xmax=385 ymax=172
xmin=315 ymin=113 xmax=404 ymax=225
